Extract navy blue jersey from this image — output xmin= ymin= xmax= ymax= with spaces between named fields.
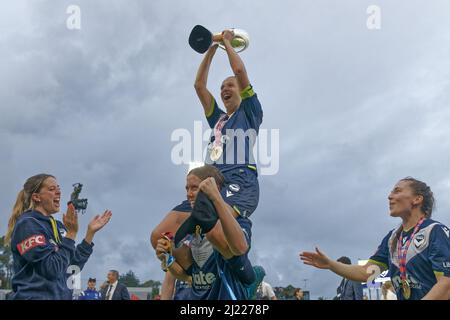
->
xmin=186 ymin=234 xmax=218 ymax=300
xmin=10 ymin=210 xmax=94 ymax=300
xmin=205 ymin=85 xmax=263 ymax=173
xmin=208 ymin=217 xmax=254 ymax=300
xmin=173 ymin=166 xmax=259 ymax=218
xmin=173 ymin=280 xmax=192 ymax=300
xmin=186 ymin=217 xmax=254 ymax=300
xmin=79 ymin=289 xmax=101 ymax=300
xmin=369 ymin=219 xmax=450 ymax=300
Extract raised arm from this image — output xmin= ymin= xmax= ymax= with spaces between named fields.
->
xmin=194 ymin=45 xmax=218 ymax=115
xmin=300 ymin=247 xmax=386 ymax=283
xmin=199 ymin=177 xmax=248 ymax=259
xmin=222 ymin=30 xmax=250 ymax=90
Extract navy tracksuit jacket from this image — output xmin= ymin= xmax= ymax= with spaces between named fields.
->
xmin=10 ymin=210 xmax=93 ymax=300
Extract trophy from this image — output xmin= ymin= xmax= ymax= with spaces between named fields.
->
xmin=189 ymin=25 xmax=250 ymax=54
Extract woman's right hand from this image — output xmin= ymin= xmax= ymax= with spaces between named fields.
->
xmin=156 ymin=238 xmax=171 ymax=262
xmin=63 ymin=203 xmax=78 ymax=240
xmin=299 ymin=247 xmax=332 ymax=270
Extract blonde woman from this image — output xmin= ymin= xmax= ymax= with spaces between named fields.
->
xmin=5 ymin=174 xmax=112 ymax=300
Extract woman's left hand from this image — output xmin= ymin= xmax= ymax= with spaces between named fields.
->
xmin=87 ymin=210 xmax=112 ymax=234
xmin=222 ymin=29 xmax=234 ymax=43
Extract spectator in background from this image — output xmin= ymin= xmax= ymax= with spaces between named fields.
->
xmin=294 ymin=288 xmax=304 ymax=300
xmin=79 ymin=278 xmax=101 ymax=300
xmin=253 ymin=266 xmax=277 ymax=300
xmin=101 ymin=270 xmax=130 ymax=300
xmin=99 ymin=281 xmax=108 ymax=295
xmin=381 ymin=281 xmax=397 ymax=300
xmin=335 ymin=256 xmax=363 ymax=300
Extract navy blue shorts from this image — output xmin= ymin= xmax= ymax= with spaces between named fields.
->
xmin=172 ymin=166 xmax=259 ymax=218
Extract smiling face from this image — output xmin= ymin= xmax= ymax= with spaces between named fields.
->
xmin=388 ymin=180 xmax=423 ymax=218
xmin=88 ymin=280 xmax=96 ymax=290
xmin=220 ymin=76 xmax=242 ymax=114
xmin=31 ymin=177 xmax=61 ymax=216
xmin=186 ymin=174 xmax=202 ymax=208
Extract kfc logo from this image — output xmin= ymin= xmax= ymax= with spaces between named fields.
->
xmin=17 ymin=235 xmax=46 ymax=255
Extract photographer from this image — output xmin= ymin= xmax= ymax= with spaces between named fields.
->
xmin=5 ymin=174 xmax=112 ymax=300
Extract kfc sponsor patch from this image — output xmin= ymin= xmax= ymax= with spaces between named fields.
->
xmin=17 ymin=234 xmax=46 ymax=255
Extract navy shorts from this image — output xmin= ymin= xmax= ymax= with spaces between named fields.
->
xmin=172 ymin=166 xmax=259 ymax=218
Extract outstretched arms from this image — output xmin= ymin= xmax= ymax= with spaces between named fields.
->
xmin=299 ymin=247 xmax=386 ymax=283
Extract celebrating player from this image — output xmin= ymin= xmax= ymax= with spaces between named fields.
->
xmin=151 ymin=29 xmax=263 ymax=249
xmin=300 ymin=177 xmax=450 ymax=300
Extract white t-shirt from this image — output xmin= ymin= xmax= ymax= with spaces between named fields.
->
xmin=382 ymin=289 xmax=397 ymax=300
xmin=256 ymin=281 xmax=276 ymax=300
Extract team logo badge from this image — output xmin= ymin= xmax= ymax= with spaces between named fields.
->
xmin=413 ymin=234 xmax=425 ymax=248
xmin=59 ymin=228 xmax=67 ymax=237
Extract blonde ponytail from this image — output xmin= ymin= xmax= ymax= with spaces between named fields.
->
xmin=5 ymin=190 xmax=29 ymax=244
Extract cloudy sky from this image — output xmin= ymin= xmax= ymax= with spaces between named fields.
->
xmin=1 ymin=0 xmax=450 ymax=299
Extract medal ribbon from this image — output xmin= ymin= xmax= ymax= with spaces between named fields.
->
xmin=213 ymin=114 xmax=229 ymax=148
xmin=397 ymin=217 xmax=425 ymax=282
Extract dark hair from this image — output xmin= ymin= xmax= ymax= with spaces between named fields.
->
xmin=88 ymin=278 xmax=96 ymax=282
xmin=188 ymin=165 xmax=225 ymax=188
xmin=400 ymin=177 xmax=435 ymax=218
xmin=337 ymin=256 xmax=352 ymax=265
xmin=390 ymin=177 xmax=435 ymax=253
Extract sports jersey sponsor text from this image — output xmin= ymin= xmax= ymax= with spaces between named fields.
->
xmin=17 ymin=234 xmax=46 ymax=255
xmin=193 ymin=271 xmax=216 ymax=289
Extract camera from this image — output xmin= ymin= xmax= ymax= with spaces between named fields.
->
xmin=68 ymin=183 xmax=88 ymax=214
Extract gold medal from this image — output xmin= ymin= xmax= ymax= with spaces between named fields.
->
xmin=402 ymin=279 xmax=411 ymax=300
xmin=210 ymin=145 xmax=223 ymax=162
